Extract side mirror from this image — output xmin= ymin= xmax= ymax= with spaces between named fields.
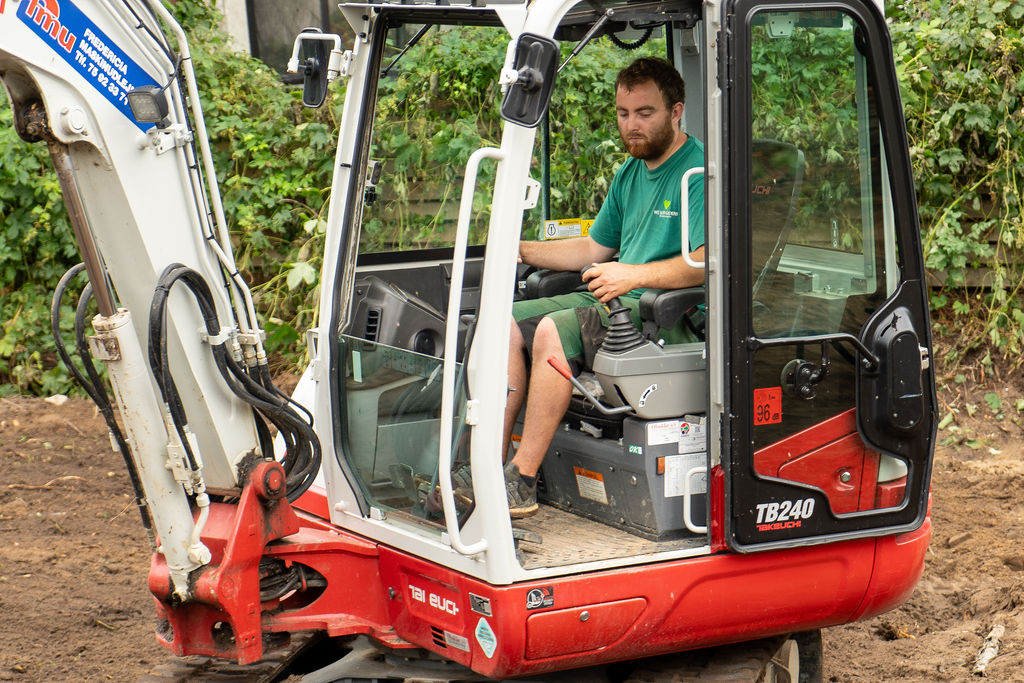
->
xmin=299 ymin=37 xmax=329 ymax=108
xmin=286 ymin=30 xmax=344 ymax=109
xmin=500 ymin=33 xmax=559 ymax=128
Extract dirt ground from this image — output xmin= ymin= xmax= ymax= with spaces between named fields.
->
xmin=1 ymin=374 xmax=1023 ymax=682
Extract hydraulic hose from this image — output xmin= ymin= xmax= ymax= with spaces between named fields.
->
xmin=148 ymin=264 xmax=321 ymax=500
xmin=50 ymin=264 xmax=156 ymax=546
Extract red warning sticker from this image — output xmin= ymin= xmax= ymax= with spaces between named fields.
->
xmin=753 ymin=387 xmax=782 ymax=425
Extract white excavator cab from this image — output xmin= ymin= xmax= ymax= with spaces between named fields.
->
xmin=305 ymin=0 xmax=935 ymax=585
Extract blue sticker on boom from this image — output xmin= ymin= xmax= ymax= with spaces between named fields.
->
xmin=19 ymin=0 xmax=159 ymax=131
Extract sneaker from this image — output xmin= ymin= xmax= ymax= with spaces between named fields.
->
xmin=504 ymin=460 xmax=538 ymax=519
xmin=451 ymin=464 xmax=473 ymax=491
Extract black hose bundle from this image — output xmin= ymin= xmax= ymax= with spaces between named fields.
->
xmin=148 ymin=263 xmax=321 ymax=501
xmin=51 ymin=264 xmax=155 ymax=543
xmin=258 ymin=558 xmax=327 ymax=602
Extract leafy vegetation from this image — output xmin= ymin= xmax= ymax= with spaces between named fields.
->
xmin=177 ymin=4 xmax=337 ymax=360
xmin=2 ymin=1 xmax=1024 ymax=394
xmin=360 ymin=27 xmax=664 ymax=253
xmin=0 ymin=105 xmax=80 ymax=395
xmin=890 ymin=1 xmax=1024 ymax=365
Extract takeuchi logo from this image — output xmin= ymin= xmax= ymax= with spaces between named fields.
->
xmin=24 ymin=0 xmax=77 ymax=53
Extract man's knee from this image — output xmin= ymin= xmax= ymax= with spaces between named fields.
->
xmin=533 ymin=316 xmax=565 ymax=357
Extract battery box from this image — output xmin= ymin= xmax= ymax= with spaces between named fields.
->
xmin=537 ymin=415 xmax=707 ymax=539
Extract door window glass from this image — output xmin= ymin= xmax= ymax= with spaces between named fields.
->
xmin=749 ymin=10 xmax=899 ymax=340
xmin=337 ymin=335 xmax=470 ymax=533
xmin=340 ymin=22 xmax=499 ymax=531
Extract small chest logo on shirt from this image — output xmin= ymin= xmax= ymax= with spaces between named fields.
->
xmin=653 ymin=199 xmax=679 ymax=219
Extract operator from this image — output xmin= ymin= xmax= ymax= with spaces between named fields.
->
xmin=502 ymin=56 xmax=705 ymax=518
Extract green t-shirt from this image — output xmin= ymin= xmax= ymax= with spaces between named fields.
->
xmin=588 ymin=136 xmax=705 ymax=273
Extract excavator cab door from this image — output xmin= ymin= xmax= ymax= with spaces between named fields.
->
xmin=721 ymin=0 xmax=937 ymax=551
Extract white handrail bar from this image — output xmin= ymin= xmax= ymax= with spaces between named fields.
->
xmin=438 ymin=146 xmax=506 ymax=556
xmin=683 ymin=465 xmax=709 ymax=534
xmin=681 ymin=166 xmax=706 ymax=269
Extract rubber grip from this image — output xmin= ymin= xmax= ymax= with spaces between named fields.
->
xmin=546 ymin=355 xmax=573 ymax=380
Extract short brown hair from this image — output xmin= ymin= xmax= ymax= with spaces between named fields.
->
xmin=615 ymin=57 xmax=686 ymax=110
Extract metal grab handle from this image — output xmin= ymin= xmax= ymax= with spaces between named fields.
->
xmin=681 ymin=166 xmax=706 ymax=269
xmin=683 ymin=465 xmax=708 ymax=534
xmin=546 ymin=357 xmax=632 ymax=415
xmin=438 ymin=146 xmax=505 ymax=556
xmin=748 ymin=332 xmax=880 ymax=371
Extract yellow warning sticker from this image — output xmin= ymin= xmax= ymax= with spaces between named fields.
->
xmin=541 ymin=218 xmax=593 ymax=240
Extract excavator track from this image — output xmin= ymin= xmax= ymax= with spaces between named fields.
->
xmin=622 ymin=636 xmax=797 ymax=682
xmin=139 ymin=632 xmax=322 ymax=683
xmin=138 ymin=632 xmax=811 ymax=682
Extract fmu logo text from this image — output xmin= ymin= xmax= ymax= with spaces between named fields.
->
xmin=24 ymin=0 xmax=76 ymax=52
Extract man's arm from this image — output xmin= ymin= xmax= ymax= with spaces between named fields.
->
xmin=518 ymin=236 xmax=618 ymax=272
xmin=581 ymin=247 xmax=705 ymax=303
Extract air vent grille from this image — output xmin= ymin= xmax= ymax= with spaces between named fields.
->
xmin=365 ymin=308 xmax=381 ymax=341
xmin=430 ymin=625 xmax=447 ymax=649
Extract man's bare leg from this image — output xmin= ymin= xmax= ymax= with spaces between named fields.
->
xmin=510 ymin=317 xmax=572 ymax=478
xmin=502 ymin=320 xmax=528 ymax=461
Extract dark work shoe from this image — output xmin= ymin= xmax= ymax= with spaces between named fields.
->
xmin=451 ymin=464 xmax=473 ymax=491
xmin=504 ymin=460 xmax=538 ymax=519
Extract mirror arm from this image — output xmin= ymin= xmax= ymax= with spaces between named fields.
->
xmin=286 ymin=30 xmax=344 ymax=82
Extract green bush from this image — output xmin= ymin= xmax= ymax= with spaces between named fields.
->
xmin=890 ymin=1 xmax=1024 ymax=362
xmin=5 ymin=1 xmax=1024 ymax=394
xmin=0 ymin=105 xmax=80 ymax=395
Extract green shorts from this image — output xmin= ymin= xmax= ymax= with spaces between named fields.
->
xmin=512 ymin=292 xmax=699 ymax=376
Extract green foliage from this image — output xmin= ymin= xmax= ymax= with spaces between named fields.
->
xmin=7 ymin=0 xmax=1024 ymax=394
xmin=984 ymin=391 xmax=1003 ymax=413
xmin=170 ymin=0 xmax=337 ymax=367
xmin=891 ymin=1 xmax=1024 ymax=363
xmin=0 ymin=103 xmax=80 ymax=395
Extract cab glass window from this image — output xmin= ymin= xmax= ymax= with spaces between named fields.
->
xmin=527 ymin=26 xmax=669 ymax=239
xmin=360 ymin=25 xmax=506 ymax=255
xmin=743 ymin=8 xmax=908 ymax=518
xmin=748 ymin=10 xmax=899 ymax=339
xmin=341 ymin=23 xmax=501 ymax=532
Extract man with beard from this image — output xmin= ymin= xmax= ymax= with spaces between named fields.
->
xmin=501 ymin=57 xmax=705 ymax=518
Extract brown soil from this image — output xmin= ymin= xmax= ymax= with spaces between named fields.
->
xmin=0 ymin=397 xmax=163 ymax=682
xmin=1 ymin=377 xmax=1023 ymax=682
